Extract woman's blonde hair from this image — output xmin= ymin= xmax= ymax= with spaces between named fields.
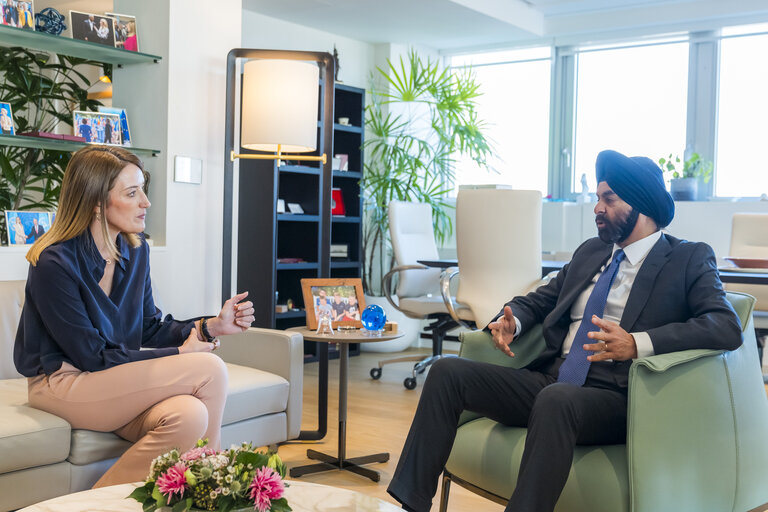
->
xmin=26 ymin=146 xmax=148 ymax=266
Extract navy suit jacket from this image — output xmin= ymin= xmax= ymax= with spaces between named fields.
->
xmin=503 ymin=233 xmax=742 ymax=387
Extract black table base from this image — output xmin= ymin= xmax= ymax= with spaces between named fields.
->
xmin=290 ymin=341 xmax=390 ymax=482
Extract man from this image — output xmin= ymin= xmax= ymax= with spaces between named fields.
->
xmin=387 ymin=149 xmax=742 ymax=512
xmin=82 ymin=14 xmax=97 ymax=41
xmin=27 ymin=217 xmax=45 ymax=243
xmin=331 ymin=292 xmax=347 ymax=321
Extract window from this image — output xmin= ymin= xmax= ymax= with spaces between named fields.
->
xmin=572 ymin=41 xmax=689 ymax=193
xmin=716 ymin=26 xmax=768 ymax=197
xmin=450 ymin=48 xmax=551 ymax=195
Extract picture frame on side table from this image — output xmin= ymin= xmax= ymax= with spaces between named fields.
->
xmin=69 ymin=10 xmax=116 ymax=46
xmin=300 ymin=278 xmax=366 ymax=330
xmin=73 ymin=110 xmax=121 ymax=145
xmin=4 ymin=210 xmax=52 ymax=246
xmin=105 ymin=12 xmax=138 ymax=52
xmin=0 ymin=101 xmax=15 ymax=135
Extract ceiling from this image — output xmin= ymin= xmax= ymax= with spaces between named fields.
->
xmin=242 ymin=0 xmax=768 ymax=52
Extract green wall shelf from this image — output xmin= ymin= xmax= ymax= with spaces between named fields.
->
xmin=0 ymin=134 xmax=160 ymax=156
xmin=0 ymin=25 xmax=162 ymax=65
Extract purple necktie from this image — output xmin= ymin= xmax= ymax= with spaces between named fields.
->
xmin=557 ymin=249 xmax=626 ymax=386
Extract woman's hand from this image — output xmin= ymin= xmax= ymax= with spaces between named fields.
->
xmin=206 ymin=292 xmax=255 ymax=337
xmin=179 ymin=328 xmax=219 ymax=354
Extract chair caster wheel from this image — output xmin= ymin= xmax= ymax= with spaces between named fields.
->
xmin=404 ymin=377 xmax=417 ymax=390
xmin=370 ymin=368 xmax=382 ymax=380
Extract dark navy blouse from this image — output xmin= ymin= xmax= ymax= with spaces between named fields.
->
xmin=13 ymin=231 xmax=194 ymax=376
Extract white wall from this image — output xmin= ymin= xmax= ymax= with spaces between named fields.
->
xmin=241 ymin=10 xmax=376 ymax=89
xmin=143 ymin=0 xmax=241 ymax=317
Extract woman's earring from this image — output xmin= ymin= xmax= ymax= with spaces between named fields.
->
xmin=95 ymin=212 xmax=101 ymax=221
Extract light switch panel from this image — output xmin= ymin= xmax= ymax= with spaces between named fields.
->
xmin=174 ymin=156 xmax=203 ymax=184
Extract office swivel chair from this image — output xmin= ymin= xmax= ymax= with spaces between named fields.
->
xmin=724 ymin=212 xmax=768 ymax=370
xmin=377 ymin=201 xmax=466 ymax=389
xmin=441 ymin=188 xmax=543 ymax=329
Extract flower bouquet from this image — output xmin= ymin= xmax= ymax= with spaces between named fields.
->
xmin=128 ymin=440 xmax=291 ymax=512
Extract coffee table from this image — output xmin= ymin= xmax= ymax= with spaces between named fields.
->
xmin=18 ymin=480 xmax=401 ymax=511
xmin=18 ymin=480 xmax=400 ymax=512
xmin=288 ymin=327 xmax=404 ymax=482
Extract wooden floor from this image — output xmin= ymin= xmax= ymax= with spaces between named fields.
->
xmin=276 ymin=348 xmax=504 ymax=512
xmin=276 ymin=347 xmax=768 ymax=511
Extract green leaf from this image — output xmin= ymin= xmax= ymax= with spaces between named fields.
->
xmin=127 ymin=485 xmax=151 ymax=502
xmin=270 ymin=497 xmax=292 ymax=512
xmin=171 ymin=498 xmax=189 ymax=512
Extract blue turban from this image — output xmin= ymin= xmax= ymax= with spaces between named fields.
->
xmin=595 ymin=150 xmax=675 ymax=228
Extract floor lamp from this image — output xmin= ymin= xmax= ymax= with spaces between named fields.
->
xmin=222 ymin=49 xmax=335 ymax=303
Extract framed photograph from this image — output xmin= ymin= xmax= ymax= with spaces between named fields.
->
xmin=97 ymin=106 xmax=132 ymax=146
xmin=69 ymin=10 xmax=116 ymax=47
xmin=1 ymin=0 xmax=35 ymax=30
xmin=300 ymin=278 xmax=366 ymax=330
xmin=332 ymin=153 xmax=349 ymax=172
xmin=105 ymin=12 xmax=138 ymax=52
xmin=73 ymin=110 xmax=122 ymax=145
xmin=0 ymin=101 xmax=15 ymax=135
xmin=287 ymin=202 xmax=304 ymax=214
xmin=4 ymin=210 xmax=52 ymax=246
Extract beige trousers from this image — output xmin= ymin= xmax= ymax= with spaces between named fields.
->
xmin=27 ymin=352 xmax=228 ymax=488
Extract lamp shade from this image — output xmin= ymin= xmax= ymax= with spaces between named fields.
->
xmin=240 ymin=59 xmax=319 ymax=153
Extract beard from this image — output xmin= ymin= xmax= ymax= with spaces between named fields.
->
xmin=596 ymin=207 xmax=639 ymax=244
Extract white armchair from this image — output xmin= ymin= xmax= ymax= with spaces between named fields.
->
xmin=724 ymin=212 xmax=768 ymax=371
xmin=379 ymin=201 xmax=460 ymax=389
xmin=441 ymin=189 xmax=543 ymax=329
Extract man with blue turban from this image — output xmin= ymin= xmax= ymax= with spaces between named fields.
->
xmin=388 ymin=150 xmax=742 ymax=512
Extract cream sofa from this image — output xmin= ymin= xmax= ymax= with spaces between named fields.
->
xmin=0 ymin=280 xmax=303 ymax=511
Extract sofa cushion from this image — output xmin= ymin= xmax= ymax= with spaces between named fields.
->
xmin=0 ymin=403 xmax=70 ymax=473
xmin=0 ymin=280 xmax=24 ymax=380
xmin=222 ymin=363 xmax=289 ymax=425
xmin=68 ymin=430 xmax=133 ymax=466
xmin=0 ymin=377 xmax=27 ymax=406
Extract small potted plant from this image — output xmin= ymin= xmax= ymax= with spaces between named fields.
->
xmin=658 ymin=152 xmax=713 ymax=201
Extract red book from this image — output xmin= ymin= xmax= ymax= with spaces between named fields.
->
xmin=60 ymin=134 xmax=87 ymax=142
xmin=331 ymin=188 xmax=346 ymax=216
xmin=19 ymin=131 xmax=64 ymax=139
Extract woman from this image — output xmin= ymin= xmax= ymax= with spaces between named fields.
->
xmin=96 ymin=18 xmax=110 ymax=42
xmin=124 ymin=20 xmax=138 ymax=52
xmin=13 ymin=216 xmax=26 ymax=244
xmin=13 ymin=146 xmax=255 ymax=488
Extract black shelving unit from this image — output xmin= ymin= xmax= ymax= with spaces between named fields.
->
xmin=237 ymin=83 xmax=365 ymax=363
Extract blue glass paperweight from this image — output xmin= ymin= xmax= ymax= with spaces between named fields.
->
xmin=361 ymin=304 xmax=386 ymax=336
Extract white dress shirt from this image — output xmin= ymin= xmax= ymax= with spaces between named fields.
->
xmin=560 ymin=230 xmax=661 ymax=358
xmin=513 ymin=230 xmax=661 ymax=359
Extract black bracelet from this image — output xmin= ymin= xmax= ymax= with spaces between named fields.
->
xmin=200 ymin=317 xmax=215 ymax=342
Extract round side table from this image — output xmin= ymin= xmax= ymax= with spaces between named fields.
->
xmin=288 ymin=327 xmax=404 ymax=482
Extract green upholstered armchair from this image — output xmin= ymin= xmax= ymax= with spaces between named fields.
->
xmin=440 ymin=292 xmax=768 ymax=512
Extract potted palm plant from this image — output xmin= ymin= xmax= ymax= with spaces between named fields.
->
xmin=658 ymin=152 xmax=713 ymax=201
xmin=362 ymin=49 xmax=492 ymax=300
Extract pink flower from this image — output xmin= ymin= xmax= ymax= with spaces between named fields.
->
xmin=156 ymin=462 xmax=188 ymax=499
xmin=248 ymin=466 xmax=284 ymax=512
xmin=180 ymin=446 xmax=217 ymax=462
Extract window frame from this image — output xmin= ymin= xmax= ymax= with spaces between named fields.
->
xmin=445 ymin=24 xmax=768 ymax=201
